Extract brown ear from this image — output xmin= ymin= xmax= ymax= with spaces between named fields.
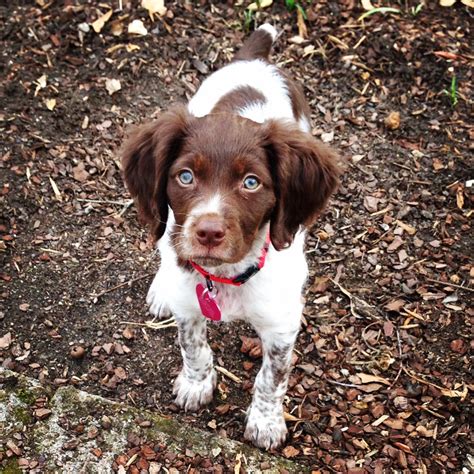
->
xmin=121 ymin=105 xmax=190 ymax=241
xmin=262 ymin=120 xmax=341 ymax=250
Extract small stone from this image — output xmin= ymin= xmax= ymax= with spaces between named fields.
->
xmin=393 ymin=396 xmax=409 ymax=410
xmin=70 ymin=346 xmax=85 ymax=359
xmin=384 ymin=111 xmax=400 ymax=130
xmin=34 ymin=408 xmax=52 ymax=420
xmin=101 ymin=415 xmax=112 ymax=429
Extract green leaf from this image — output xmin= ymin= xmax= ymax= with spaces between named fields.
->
xmin=358 ymin=7 xmax=401 ymax=21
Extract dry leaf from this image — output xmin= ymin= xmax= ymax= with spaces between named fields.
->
xmin=297 ymin=6 xmax=308 ymax=39
xmin=321 ymin=131 xmax=334 ymax=143
xmin=105 ymin=78 xmax=121 ymax=95
xmin=440 ymin=384 xmax=468 ymax=399
xmin=282 ymin=445 xmax=300 ymax=458
xmin=247 ymin=0 xmax=273 ymax=11
xmin=432 ymin=158 xmax=444 ymax=170
xmin=361 ymin=0 xmax=375 ymax=10
xmin=234 ymin=453 xmax=242 ymax=474
xmin=384 ymin=298 xmax=405 ymax=312
xmin=126 ymin=44 xmax=141 ymax=53
xmin=456 ymin=187 xmax=464 ymax=209
xmin=0 ymin=332 xmax=12 ymax=350
xmin=142 ymin=0 xmax=166 ymax=18
xmin=284 ymin=412 xmax=302 ymax=422
xmin=396 ymin=220 xmax=416 ymax=235
xmin=91 ymin=9 xmax=113 ymax=34
xmin=128 ymin=19 xmax=148 ymax=36
xmin=45 ymin=98 xmax=56 ymax=111
xmin=356 ymin=372 xmax=391 ymax=385
xmin=372 ymin=414 xmax=390 ymax=426
xmin=72 ymin=162 xmax=89 ymax=182
xmin=49 ymin=177 xmax=62 ymax=200
xmin=34 ymin=74 xmax=47 ymax=96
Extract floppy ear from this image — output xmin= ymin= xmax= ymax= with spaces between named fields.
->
xmin=121 ymin=105 xmax=190 ymax=241
xmin=262 ymin=120 xmax=341 ymax=250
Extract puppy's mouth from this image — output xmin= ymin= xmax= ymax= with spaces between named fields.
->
xmin=190 ymin=256 xmax=226 ymax=267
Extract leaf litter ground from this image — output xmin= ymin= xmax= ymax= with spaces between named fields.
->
xmin=1 ymin=1 xmax=472 ymax=472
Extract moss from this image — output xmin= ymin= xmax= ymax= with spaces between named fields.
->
xmin=12 ymin=406 xmax=32 ymax=425
xmin=1 ymin=458 xmax=22 ymax=474
xmin=15 ymin=388 xmax=36 ymax=406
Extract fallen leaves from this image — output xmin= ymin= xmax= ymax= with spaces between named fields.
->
xmin=0 ymin=332 xmax=12 ymax=350
xmin=142 ymin=0 xmax=166 ymax=18
xmin=239 ymin=336 xmax=262 ymax=358
xmin=45 ymin=98 xmax=56 ymax=111
xmin=128 ymin=19 xmax=148 ymax=36
xmin=105 ymin=78 xmax=121 ymax=95
xmin=247 ymin=0 xmax=273 ymax=11
xmin=91 ymin=9 xmax=113 ymax=34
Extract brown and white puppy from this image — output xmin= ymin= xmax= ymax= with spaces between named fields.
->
xmin=122 ymin=24 xmax=340 ymax=450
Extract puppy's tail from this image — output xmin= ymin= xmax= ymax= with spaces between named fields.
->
xmin=234 ymin=24 xmax=278 ymax=61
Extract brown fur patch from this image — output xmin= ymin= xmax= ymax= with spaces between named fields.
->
xmin=234 ymin=29 xmax=274 ymax=62
xmin=211 ymin=86 xmax=266 ymax=115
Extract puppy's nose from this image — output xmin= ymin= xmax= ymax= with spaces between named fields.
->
xmin=196 ymin=219 xmax=225 ymax=247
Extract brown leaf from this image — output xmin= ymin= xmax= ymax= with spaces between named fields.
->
xmin=72 ymin=162 xmax=89 ymax=182
xmin=355 ymin=373 xmax=391 ymax=385
xmin=432 ymin=158 xmax=444 ymax=171
xmin=384 ymin=299 xmax=405 ymax=312
xmin=34 ymin=408 xmax=52 ymax=420
xmin=387 ymin=236 xmax=404 ymax=252
xmin=450 ymin=339 xmax=467 ymax=354
xmin=0 ymin=332 xmax=12 ymax=350
xmin=240 ymin=336 xmax=262 ymax=358
xmin=91 ymin=9 xmax=113 ymax=34
xmin=282 ymin=445 xmax=300 ymax=458
xmin=363 ymin=196 xmax=380 ymax=213
xmin=383 ymin=320 xmax=394 ymax=337
xmin=123 ymin=326 xmax=135 ymax=340
xmin=310 ymin=276 xmax=329 ymax=293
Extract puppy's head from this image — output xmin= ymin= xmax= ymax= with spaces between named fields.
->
xmin=122 ymin=106 xmax=340 ymax=265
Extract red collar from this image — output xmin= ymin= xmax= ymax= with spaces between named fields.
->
xmin=188 ymin=232 xmax=271 ymax=287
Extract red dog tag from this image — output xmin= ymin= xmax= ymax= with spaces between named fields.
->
xmin=196 ymin=283 xmax=221 ymax=321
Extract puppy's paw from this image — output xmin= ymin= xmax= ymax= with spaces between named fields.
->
xmin=146 ymin=276 xmax=172 ymax=319
xmin=173 ymin=369 xmax=217 ymax=412
xmin=244 ymin=405 xmax=287 ymax=450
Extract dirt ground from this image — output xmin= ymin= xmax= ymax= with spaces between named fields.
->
xmin=1 ymin=1 xmax=472 ymax=472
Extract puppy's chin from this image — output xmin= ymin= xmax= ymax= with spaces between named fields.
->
xmin=190 ymin=256 xmax=227 ymax=267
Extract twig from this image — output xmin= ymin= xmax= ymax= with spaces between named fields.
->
xmin=325 ymin=379 xmax=360 ymax=388
xmin=426 ymin=278 xmax=474 ymax=293
xmin=330 ymin=278 xmax=380 ymax=320
xmin=389 ymin=327 xmax=404 ymax=389
xmin=318 ymin=257 xmax=346 ymax=264
xmin=215 ymin=366 xmax=242 ymax=384
xmin=93 ymin=273 xmax=154 ymax=300
xmin=77 ymin=198 xmax=133 ymax=206
xmin=120 ymin=317 xmax=177 ymax=330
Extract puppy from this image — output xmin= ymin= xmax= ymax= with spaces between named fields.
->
xmin=121 ymin=24 xmax=340 ymax=450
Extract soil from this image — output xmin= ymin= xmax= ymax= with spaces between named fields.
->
xmin=1 ymin=1 xmax=472 ymax=472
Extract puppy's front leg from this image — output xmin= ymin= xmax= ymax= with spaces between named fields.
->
xmin=244 ymin=328 xmax=298 ymax=450
xmin=173 ymin=315 xmax=217 ymax=412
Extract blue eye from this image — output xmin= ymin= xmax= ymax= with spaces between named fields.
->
xmin=243 ymin=175 xmax=260 ymax=190
xmin=178 ymin=170 xmax=194 ymax=185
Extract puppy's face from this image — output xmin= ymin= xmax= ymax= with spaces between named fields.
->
xmin=121 ymin=106 xmax=340 ymax=265
xmin=167 ymin=115 xmax=276 ymax=265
